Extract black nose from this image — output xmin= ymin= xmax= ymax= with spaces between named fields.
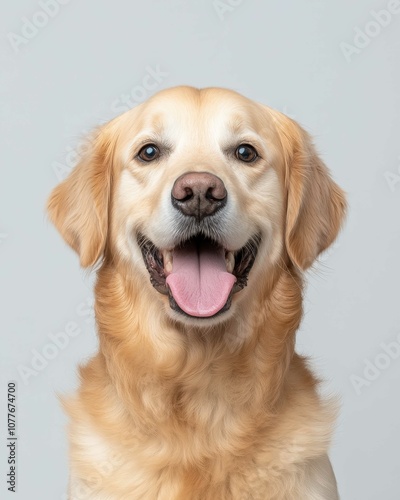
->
xmin=171 ymin=171 xmax=227 ymax=221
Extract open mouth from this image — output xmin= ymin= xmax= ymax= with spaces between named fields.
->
xmin=138 ymin=233 xmax=260 ymax=319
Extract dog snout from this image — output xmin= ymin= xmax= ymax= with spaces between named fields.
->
xmin=171 ymin=172 xmax=227 ymax=221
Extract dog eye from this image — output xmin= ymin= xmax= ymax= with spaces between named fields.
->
xmin=235 ymin=144 xmax=258 ymax=163
xmin=137 ymin=144 xmax=160 ymax=162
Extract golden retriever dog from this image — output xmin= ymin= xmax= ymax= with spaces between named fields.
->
xmin=48 ymin=86 xmax=346 ymax=499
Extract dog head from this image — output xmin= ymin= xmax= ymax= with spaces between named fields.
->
xmin=48 ymin=86 xmax=346 ymax=326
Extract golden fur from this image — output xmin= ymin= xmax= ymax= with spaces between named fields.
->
xmin=48 ymin=86 xmax=346 ymax=499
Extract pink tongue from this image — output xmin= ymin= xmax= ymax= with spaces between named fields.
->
xmin=166 ymin=241 xmax=236 ymax=317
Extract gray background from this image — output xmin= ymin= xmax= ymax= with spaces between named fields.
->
xmin=1 ymin=0 xmax=399 ymax=498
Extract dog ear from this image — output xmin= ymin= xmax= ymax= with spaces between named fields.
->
xmin=269 ymin=110 xmax=347 ymax=270
xmin=47 ymin=126 xmax=116 ymax=268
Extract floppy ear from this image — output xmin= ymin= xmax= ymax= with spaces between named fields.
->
xmin=47 ymin=127 xmax=115 ymax=267
xmin=270 ymin=110 xmax=347 ymax=270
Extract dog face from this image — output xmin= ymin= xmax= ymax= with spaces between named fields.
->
xmin=48 ymin=86 xmax=346 ymax=326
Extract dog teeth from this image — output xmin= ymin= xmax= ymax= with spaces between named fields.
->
xmin=225 ymin=251 xmax=235 ymax=273
xmin=162 ymin=250 xmax=173 ymax=274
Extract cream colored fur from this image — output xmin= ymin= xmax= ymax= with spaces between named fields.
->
xmin=48 ymin=86 xmax=346 ymax=499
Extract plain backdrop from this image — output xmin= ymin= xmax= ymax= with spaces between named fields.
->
xmin=1 ymin=1 xmax=399 ymax=499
